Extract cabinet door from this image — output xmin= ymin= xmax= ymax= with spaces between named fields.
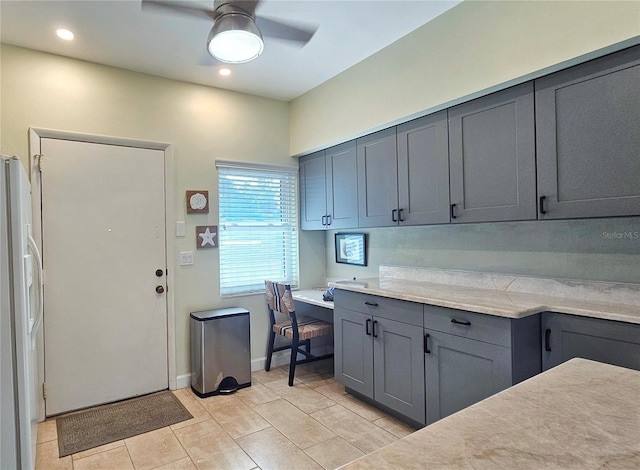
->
xmin=536 ymin=46 xmax=640 ymax=219
xmin=299 ymin=151 xmax=327 ymax=230
xmin=373 ymin=318 xmax=426 ymax=425
xmin=357 ymin=128 xmax=399 ymax=227
xmin=448 ymin=82 xmax=536 ymax=223
xmin=397 ymin=111 xmax=450 ymax=226
xmin=542 ymin=312 xmax=640 ymax=372
xmin=425 ymin=329 xmax=511 ymax=424
xmin=325 ymin=141 xmax=358 ymax=229
xmin=334 ymin=308 xmax=374 ymax=398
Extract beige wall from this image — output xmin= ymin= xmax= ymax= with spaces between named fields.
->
xmin=2 ymin=0 xmax=639 ymax=384
xmin=0 ymin=44 xmax=325 ymax=378
xmin=290 ymin=0 xmax=640 ymax=155
xmin=291 ymin=0 xmax=640 ymax=285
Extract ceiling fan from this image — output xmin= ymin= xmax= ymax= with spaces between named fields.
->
xmin=141 ymin=0 xmax=318 ymax=64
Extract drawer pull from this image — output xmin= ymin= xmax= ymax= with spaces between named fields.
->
xmin=391 ymin=209 xmax=398 ymax=223
xmin=545 ymin=328 xmax=552 ymax=351
xmin=364 ymin=301 xmax=378 ymax=307
xmin=365 ymin=319 xmax=372 ymax=336
xmin=424 ymin=333 xmax=430 ymax=354
xmin=451 ymin=318 xmax=471 ymax=326
xmin=372 ymin=320 xmax=378 ymax=338
xmin=450 ymin=203 xmax=457 ymax=219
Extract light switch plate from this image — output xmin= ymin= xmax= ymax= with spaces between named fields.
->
xmin=176 ymin=221 xmax=186 ymax=237
xmin=180 ymin=251 xmax=193 ymax=266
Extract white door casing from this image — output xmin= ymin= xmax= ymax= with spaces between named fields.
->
xmin=29 ymin=129 xmax=175 ymax=416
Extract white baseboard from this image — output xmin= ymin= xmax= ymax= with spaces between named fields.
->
xmin=175 ymin=373 xmax=192 ymax=390
xmin=252 ymin=345 xmax=333 ymax=372
xmin=176 ymin=346 xmax=334 ymax=388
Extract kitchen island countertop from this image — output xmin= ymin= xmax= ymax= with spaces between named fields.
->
xmin=340 ymin=358 xmax=640 ymax=469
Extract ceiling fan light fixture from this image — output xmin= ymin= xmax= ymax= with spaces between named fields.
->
xmin=207 ymin=12 xmax=264 ymax=64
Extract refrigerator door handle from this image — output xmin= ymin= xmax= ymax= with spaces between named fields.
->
xmin=26 ymin=232 xmax=44 ymax=344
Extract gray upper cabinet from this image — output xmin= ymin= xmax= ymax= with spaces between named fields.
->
xmin=299 ymin=141 xmax=358 ymax=230
xmin=448 ymin=82 xmax=537 ymax=223
xmin=397 ymin=111 xmax=450 ymax=225
xmin=325 ymin=141 xmax=359 ymax=229
xmin=299 ymin=150 xmax=327 ymax=230
xmin=357 ymin=128 xmax=399 ymax=227
xmin=536 ymin=46 xmax=640 ymax=219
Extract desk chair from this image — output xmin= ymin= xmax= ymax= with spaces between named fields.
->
xmin=265 ymin=280 xmax=333 ymax=386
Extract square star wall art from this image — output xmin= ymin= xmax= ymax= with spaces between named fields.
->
xmin=196 ymin=225 xmax=218 ymax=249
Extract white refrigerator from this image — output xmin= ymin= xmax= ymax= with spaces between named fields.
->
xmin=1 ymin=156 xmax=43 ymax=470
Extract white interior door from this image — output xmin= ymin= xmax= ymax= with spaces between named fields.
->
xmin=40 ymin=138 xmax=168 ymax=416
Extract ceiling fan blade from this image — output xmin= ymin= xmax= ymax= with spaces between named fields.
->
xmin=255 ymin=16 xmax=317 ymax=46
xmin=141 ymin=0 xmax=216 ymax=21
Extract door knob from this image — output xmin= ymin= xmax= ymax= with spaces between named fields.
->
xmin=156 ymin=285 xmax=165 ymax=294
xmin=155 ymin=269 xmax=164 ymax=277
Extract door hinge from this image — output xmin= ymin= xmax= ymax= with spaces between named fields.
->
xmin=42 ymin=382 xmax=47 ymax=399
xmin=34 ymin=154 xmax=44 ymax=173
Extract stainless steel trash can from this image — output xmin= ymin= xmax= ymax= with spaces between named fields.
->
xmin=190 ymin=307 xmax=251 ymax=398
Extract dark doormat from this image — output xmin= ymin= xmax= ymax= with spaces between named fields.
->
xmin=56 ymin=390 xmax=193 ymax=457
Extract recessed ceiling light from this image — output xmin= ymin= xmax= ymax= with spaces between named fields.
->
xmin=219 ymin=68 xmax=232 ymax=76
xmin=56 ymin=29 xmax=75 ymax=41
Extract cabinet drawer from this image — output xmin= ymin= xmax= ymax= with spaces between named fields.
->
xmin=334 ymin=289 xmax=423 ymax=327
xmin=424 ymin=305 xmax=511 ymax=347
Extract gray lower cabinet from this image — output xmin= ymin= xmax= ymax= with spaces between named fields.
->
xmin=424 ymin=329 xmax=511 ymax=424
xmin=542 ymin=312 xmax=640 ymax=371
xmin=357 ymin=128 xmax=399 ymax=228
xmin=448 ymin=82 xmax=537 ymax=223
xmin=334 ymin=290 xmax=426 ymax=425
xmin=397 ymin=111 xmax=450 ymax=226
xmin=423 ymin=305 xmax=541 ymax=424
xmin=334 ymin=308 xmax=374 ymax=397
xmin=373 ymin=317 xmax=425 ymax=423
xmin=299 ymin=141 xmax=358 ymax=230
xmin=536 ymin=45 xmax=640 ymax=220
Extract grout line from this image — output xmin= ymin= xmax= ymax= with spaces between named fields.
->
xmin=37 ymin=369 xmax=407 ymax=470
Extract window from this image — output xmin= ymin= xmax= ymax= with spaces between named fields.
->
xmin=216 ymin=160 xmax=299 ymax=296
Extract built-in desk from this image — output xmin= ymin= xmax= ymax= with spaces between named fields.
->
xmin=292 ymin=289 xmax=334 ymax=310
xmin=291 ymin=289 xmax=334 ymax=358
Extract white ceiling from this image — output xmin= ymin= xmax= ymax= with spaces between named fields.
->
xmin=0 ymin=0 xmax=461 ymax=101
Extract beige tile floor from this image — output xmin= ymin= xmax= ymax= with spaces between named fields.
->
xmin=36 ymin=360 xmax=416 ymax=470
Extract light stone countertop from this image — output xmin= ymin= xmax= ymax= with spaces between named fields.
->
xmin=292 ymin=288 xmax=334 ymax=309
xmin=340 ymin=358 xmax=640 ymax=469
xmin=330 ymin=276 xmax=640 ymax=324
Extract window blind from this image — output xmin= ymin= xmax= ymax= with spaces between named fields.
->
xmin=217 ymin=162 xmax=299 ymax=296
